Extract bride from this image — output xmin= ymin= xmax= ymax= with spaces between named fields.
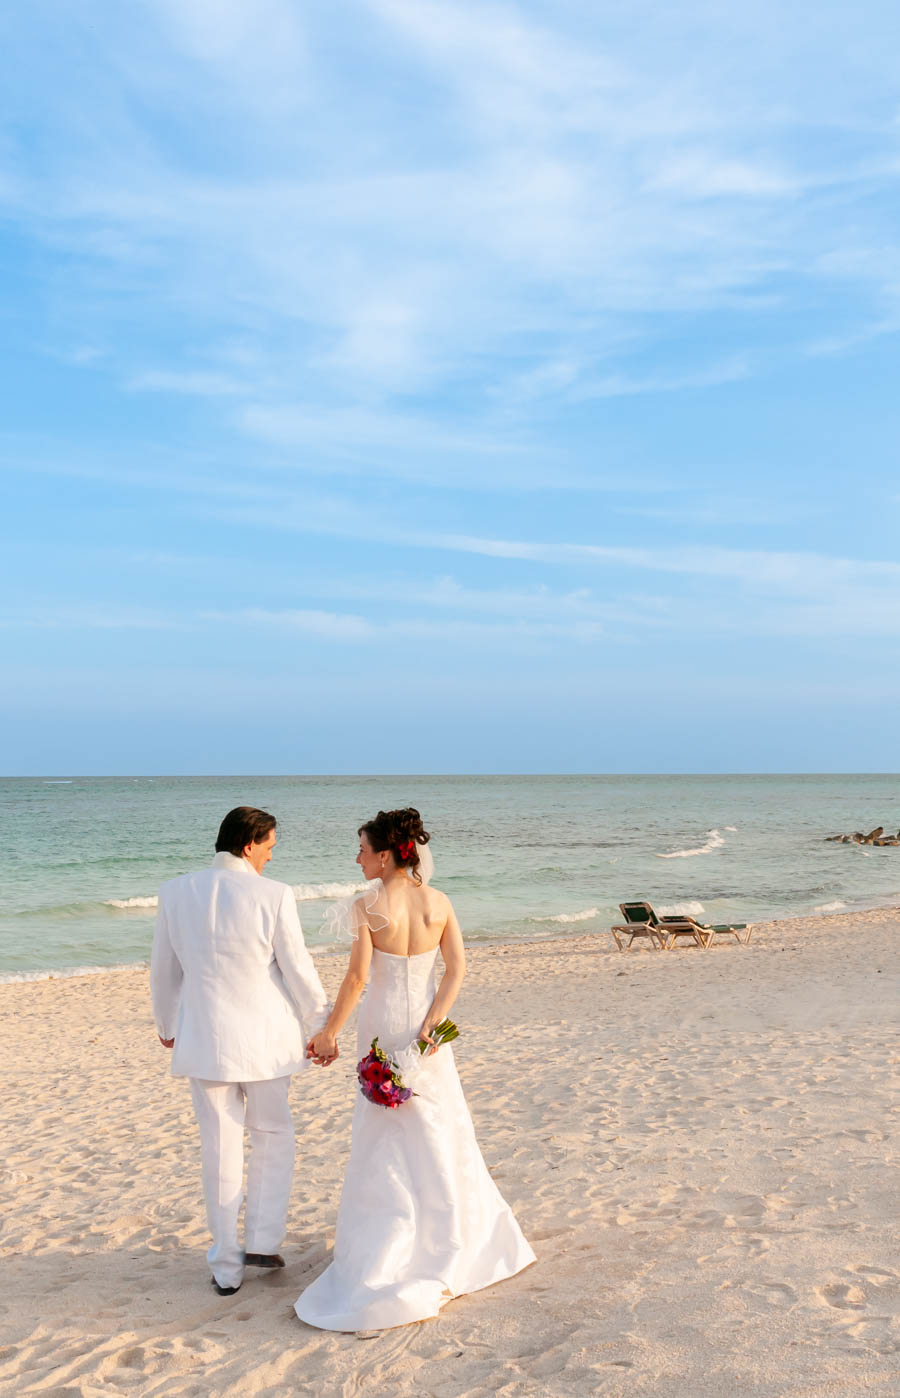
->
xmin=295 ymin=807 xmax=535 ymax=1332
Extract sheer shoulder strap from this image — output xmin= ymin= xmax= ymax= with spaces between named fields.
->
xmin=322 ymin=879 xmax=390 ymax=942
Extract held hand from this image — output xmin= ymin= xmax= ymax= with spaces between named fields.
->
xmin=306 ymin=1031 xmax=338 ymax=1066
xmin=158 ymin=1035 xmax=175 ymax=1049
xmin=418 ymin=1022 xmax=438 ymax=1056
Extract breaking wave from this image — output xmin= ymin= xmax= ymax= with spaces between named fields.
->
xmin=291 ymin=882 xmax=367 ymax=902
xmin=813 ymin=900 xmax=846 ymax=913
xmin=100 ymin=881 xmax=366 ymax=912
xmin=0 ymin=961 xmax=147 ymax=984
xmin=533 ymin=907 xmax=601 ymax=924
xmin=656 ymin=830 xmax=725 ymax=860
xmin=657 ymin=901 xmax=706 ymax=917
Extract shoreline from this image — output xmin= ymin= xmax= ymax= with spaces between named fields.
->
xmin=2 ymin=896 xmax=899 ymax=985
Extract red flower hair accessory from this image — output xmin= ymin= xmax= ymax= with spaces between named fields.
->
xmin=398 ymin=839 xmax=415 ymax=860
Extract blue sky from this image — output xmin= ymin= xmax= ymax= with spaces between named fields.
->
xmin=2 ymin=0 xmax=899 ymax=774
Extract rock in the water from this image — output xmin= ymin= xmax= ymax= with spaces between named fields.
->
xmin=826 ymin=824 xmax=898 ymax=846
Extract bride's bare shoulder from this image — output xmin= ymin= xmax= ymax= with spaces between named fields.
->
xmin=421 ymin=885 xmax=452 ymax=916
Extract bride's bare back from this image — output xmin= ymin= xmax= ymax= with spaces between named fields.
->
xmin=367 ymin=880 xmax=452 ymax=957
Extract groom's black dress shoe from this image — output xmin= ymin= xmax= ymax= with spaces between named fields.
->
xmin=245 ymin=1253 xmax=285 ymax=1269
xmin=211 ymin=1278 xmax=242 ymax=1296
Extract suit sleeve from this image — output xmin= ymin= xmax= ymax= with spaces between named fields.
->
xmin=150 ymin=894 xmax=183 ymax=1039
xmin=273 ymin=886 xmax=330 ymax=1036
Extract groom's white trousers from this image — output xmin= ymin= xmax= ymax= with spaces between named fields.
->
xmin=190 ymin=1076 xmax=295 ymax=1289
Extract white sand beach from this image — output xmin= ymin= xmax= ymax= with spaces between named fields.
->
xmin=1 ymin=907 xmax=898 ymax=1397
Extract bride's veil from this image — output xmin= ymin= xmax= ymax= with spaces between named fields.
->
xmin=415 ymin=839 xmax=434 ymax=886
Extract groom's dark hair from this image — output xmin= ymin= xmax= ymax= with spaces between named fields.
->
xmin=215 ymin=806 xmax=277 ymax=856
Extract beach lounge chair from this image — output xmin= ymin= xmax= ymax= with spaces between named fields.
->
xmin=610 ymin=901 xmax=672 ymax=951
xmin=659 ymin=913 xmax=753 ymax=945
xmin=610 ymin=901 xmax=751 ymax=950
xmin=656 ymin=915 xmax=713 ymax=950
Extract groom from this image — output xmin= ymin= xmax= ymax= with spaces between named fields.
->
xmin=150 ymin=806 xmax=333 ymax=1296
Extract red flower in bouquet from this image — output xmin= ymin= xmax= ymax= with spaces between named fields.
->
xmin=357 ymin=1038 xmax=414 ymax=1109
xmin=356 ymin=1022 xmax=461 ymax=1110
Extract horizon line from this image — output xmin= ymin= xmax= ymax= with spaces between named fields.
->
xmin=4 ymin=771 xmax=899 ymax=781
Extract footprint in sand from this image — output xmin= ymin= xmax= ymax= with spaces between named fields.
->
xmin=852 ymin=1265 xmax=900 ymax=1291
xmin=744 ymin=1280 xmax=796 ymax=1307
xmin=839 ymin=1318 xmax=900 ymax=1356
xmin=527 ymin=1226 xmax=569 ymax=1243
xmin=699 ymin=1235 xmax=770 ymax=1265
xmin=692 ymin=1209 xmax=724 ymax=1229
xmin=115 ymin=1347 xmax=146 ymax=1370
xmin=818 ymin=1282 xmax=866 ymax=1310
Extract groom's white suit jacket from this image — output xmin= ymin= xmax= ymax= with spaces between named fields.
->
xmin=150 ymin=852 xmax=329 ymax=1082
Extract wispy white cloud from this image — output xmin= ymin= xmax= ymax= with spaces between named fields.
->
xmin=0 ymin=605 xmax=185 ymax=631
xmin=237 ymin=402 xmax=515 ymax=457
xmin=61 ymin=345 xmax=106 ymax=366
xmin=429 ymin=531 xmax=900 ymax=596
xmin=217 ymin=608 xmax=375 ymax=641
xmin=127 ymin=369 xmax=247 ymax=397
xmin=9 ymin=429 xmax=894 ymax=638
xmin=644 ymin=155 xmax=798 ymax=198
xmin=571 ymin=358 xmax=750 ymax=401
xmin=804 ymin=319 xmax=900 ymax=357
xmin=155 ymin=0 xmax=309 ymax=77
xmin=490 ymin=352 xmax=751 ymax=407
xmin=207 ymin=606 xmax=617 ymax=646
xmin=11 ymin=545 xmax=900 ymax=646
xmin=4 ymin=0 xmax=898 ymax=428
xmin=234 ymin=400 xmax=592 ymax=489
xmin=612 ymin=496 xmax=785 ymax=527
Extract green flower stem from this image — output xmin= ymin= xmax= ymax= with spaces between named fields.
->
xmin=416 ymin=1018 xmax=460 ymax=1052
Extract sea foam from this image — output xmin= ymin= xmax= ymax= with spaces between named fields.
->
xmin=534 ymin=907 xmax=601 ymax=925
xmin=0 ymin=961 xmax=147 ymax=984
xmin=656 ymin=830 xmax=725 ymax=859
xmin=102 ymin=881 xmax=366 ymax=912
xmin=657 ymin=901 xmax=706 ymax=917
xmin=291 ymin=882 xmax=367 ymax=902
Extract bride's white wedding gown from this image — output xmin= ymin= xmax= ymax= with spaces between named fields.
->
xmin=295 ymin=946 xmax=535 ymax=1331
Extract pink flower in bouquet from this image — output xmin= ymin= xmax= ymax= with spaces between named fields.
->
xmin=357 ymin=1022 xmax=458 ymax=1109
xmin=357 ymin=1038 xmax=414 ymax=1109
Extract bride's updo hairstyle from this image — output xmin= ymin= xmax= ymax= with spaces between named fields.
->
xmin=359 ymin=808 xmax=431 ymax=884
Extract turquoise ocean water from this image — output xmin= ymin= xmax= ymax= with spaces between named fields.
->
xmin=2 ymin=774 xmax=899 ymax=979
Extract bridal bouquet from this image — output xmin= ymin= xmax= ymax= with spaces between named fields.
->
xmin=357 ymin=1020 xmax=460 ymax=1109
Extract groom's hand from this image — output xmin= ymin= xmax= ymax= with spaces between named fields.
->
xmin=306 ymin=1031 xmax=338 ymax=1066
xmin=158 ymin=1034 xmax=175 ymax=1049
